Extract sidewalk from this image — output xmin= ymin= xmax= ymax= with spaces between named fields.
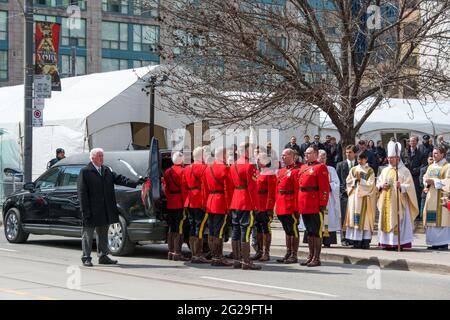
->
xmin=224 ymin=221 xmax=450 ymax=276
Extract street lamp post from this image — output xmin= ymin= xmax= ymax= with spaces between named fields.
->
xmin=23 ymin=0 xmax=34 ymax=183
xmin=142 ymin=75 xmax=168 ymax=146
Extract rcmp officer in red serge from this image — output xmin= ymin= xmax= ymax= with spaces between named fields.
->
xmin=181 ymin=146 xmax=209 ymax=263
xmin=298 ymin=146 xmax=330 ymax=267
xmin=229 ymin=142 xmax=261 ymax=270
xmin=275 ymin=148 xmax=301 ymax=264
xmin=163 ymin=151 xmax=189 ymax=261
xmin=253 ymin=152 xmax=277 ymax=262
xmin=202 ymin=147 xmax=234 ymax=266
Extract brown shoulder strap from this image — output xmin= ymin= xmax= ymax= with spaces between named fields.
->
xmin=168 ymin=167 xmax=181 ymax=189
xmin=234 ymin=163 xmax=247 ymax=185
xmin=209 ymin=165 xmax=224 ymax=187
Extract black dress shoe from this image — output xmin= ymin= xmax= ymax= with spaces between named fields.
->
xmin=83 ymin=260 xmax=93 ymax=267
xmin=98 ymin=256 xmax=118 ymax=265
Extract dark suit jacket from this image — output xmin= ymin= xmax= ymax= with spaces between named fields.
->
xmin=285 ymin=142 xmax=302 ymax=156
xmin=402 ymin=147 xmax=426 ymax=177
xmin=336 ymin=160 xmax=354 ymax=197
xmin=326 ymin=144 xmax=343 ymax=168
xmin=299 ymin=142 xmax=311 ymax=159
xmin=77 ymin=162 xmax=139 ymax=227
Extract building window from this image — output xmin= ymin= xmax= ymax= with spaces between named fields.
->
xmin=101 ymin=58 xmax=128 ymax=72
xmin=34 ymin=0 xmax=86 ymax=9
xmin=132 ymin=24 xmax=159 ymax=52
xmin=0 ymin=11 xmax=7 ymax=41
xmin=102 ymin=0 xmax=129 ymax=14
xmin=61 ymin=55 xmax=86 ymax=77
xmin=133 ymin=0 xmax=159 ymax=18
xmin=35 ymin=0 xmax=57 ymax=6
xmin=34 ymin=15 xmax=57 ymax=23
xmin=102 ymin=21 xmax=128 ymax=50
xmin=62 ymin=0 xmax=86 ymax=10
xmin=133 ymin=60 xmax=157 ymax=68
xmin=0 ymin=50 xmax=7 ymax=80
xmin=61 ymin=17 xmax=86 ymax=47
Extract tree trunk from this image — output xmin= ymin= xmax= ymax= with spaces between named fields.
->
xmin=338 ymin=127 xmax=358 ymax=158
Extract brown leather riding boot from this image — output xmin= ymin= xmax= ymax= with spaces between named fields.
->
xmin=211 ymin=238 xmax=232 ymax=267
xmin=251 ymin=233 xmax=263 ymax=260
xmin=308 ymin=237 xmax=322 ymax=267
xmin=285 ymin=235 xmax=299 ymax=264
xmin=189 ymin=236 xmax=198 ymax=262
xmin=300 ymin=236 xmax=314 ymax=266
xmin=173 ymin=234 xmax=190 ymax=261
xmin=195 ymin=237 xmax=211 ymax=263
xmin=259 ymin=233 xmax=271 ymax=262
xmin=231 ymin=240 xmax=242 ymax=268
xmin=276 ymin=234 xmax=292 ymax=263
xmin=241 ymin=242 xmax=262 ymax=270
xmin=167 ymin=232 xmax=175 ymax=260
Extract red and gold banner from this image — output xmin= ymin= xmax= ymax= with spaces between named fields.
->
xmin=35 ymin=22 xmax=61 ymax=91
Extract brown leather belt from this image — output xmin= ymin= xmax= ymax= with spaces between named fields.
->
xmin=278 ymin=190 xmax=294 ymax=195
xmin=169 ymin=190 xmax=181 ymax=194
xmin=188 ymin=187 xmax=201 ymax=190
xmin=300 ymin=186 xmax=319 ymax=192
xmin=235 ymin=185 xmax=247 ymax=190
xmin=258 ymin=189 xmax=268 ymax=194
xmin=210 ymin=190 xmax=224 ymax=194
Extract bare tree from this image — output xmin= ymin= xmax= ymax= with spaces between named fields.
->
xmin=156 ymin=0 xmax=450 ymax=148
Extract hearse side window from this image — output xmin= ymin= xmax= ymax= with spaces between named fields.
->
xmin=58 ymin=166 xmax=83 ymax=187
xmin=35 ymin=167 xmax=61 ymax=190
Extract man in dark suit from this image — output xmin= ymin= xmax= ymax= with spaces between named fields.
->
xmin=312 ymin=135 xmax=326 ymax=151
xmin=402 ymin=135 xmax=427 ymax=214
xmin=325 ymin=137 xmax=343 ymax=168
xmin=336 ymin=144 xmax=358 ymax=246
xmin=77 ymin=148 xmax=144 ymax=267
xmin=299 ymin=135 xmax=311 ymax=162
xmin=285 ymin=136 xmax=302 ymax=165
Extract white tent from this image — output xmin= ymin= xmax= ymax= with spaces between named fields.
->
xmin=320 ymin=98 xmax=450 ymax=142
xmin=0 ymin=66 xmax=192 ymax=179
xmin=0 ymin=128 xmax=21 ymax=203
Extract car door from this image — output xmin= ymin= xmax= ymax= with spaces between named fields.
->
xmin=22 ymin=167 xmax=61 ymax=226
xmin=48 ymin=166 xmax=83 ymax=235
xmin=142 ymin=137 xmax=161 ymax=219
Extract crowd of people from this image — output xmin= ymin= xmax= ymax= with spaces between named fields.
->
xmin=160 ymin=133 xmax=450 ymax=271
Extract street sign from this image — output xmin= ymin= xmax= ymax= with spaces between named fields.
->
xmin=32 ymin=108 xmax=43 ymax=127
xmin=33 ymin=97 xmax=45 ymax=109
xmin=34 ymin=74 xmax=52 ymax=98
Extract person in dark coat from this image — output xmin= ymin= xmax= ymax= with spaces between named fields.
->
xmin=299 ymin=135 xmax=311 ymax=162
xmin=419 ymin=154 xmax=434 ymax=220
xmin=325 ymin=137 xmax=342 ymax=168
xmin=77 ymin=148 xmax=144 ymax=267
xmin=418 ymin=135 xmax=434 ymax=159
xmin=47 ymin=148 xmax=65 ymax=169
xmin=336 ymin=144 xmax=358 ymax=246
xmin=285 ymin=136 xmax=302 ymax=163
xmin=312 ymin=135 xmax=326 ymax=151
xmin=402 ymin=135 xmax=427 ymax=212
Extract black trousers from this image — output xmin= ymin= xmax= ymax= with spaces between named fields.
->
xmin=278 ymin=214 xmax=300 ymax=238
xmin=81 ymin=225 xmax=109 ymax=262
xmin=302 ymin=213 xmax=322 ymax=238
xmin=167 ymin=209 xmax=187 ymax=234
xmin=255 ymin=211 xmax=272 ymax=234
xmin=188 ymin=208 xmax=208 ymax=238
xmin=231 ymin=210 xmax=255 ymax=243
xmin=208 ymin=213 xmax=228 ymax=239
xmin=340 ymin=195 xmax=348 ymax=236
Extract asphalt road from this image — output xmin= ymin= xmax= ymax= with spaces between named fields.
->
xmin=0 ymin=228 xmax=449 ymax=300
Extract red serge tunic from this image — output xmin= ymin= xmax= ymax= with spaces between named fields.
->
xmin=163 ymin=164 xmax=184 ymax=210
xmin=202 ymin=161 xmax=234 ymax=214
xmin=275 ymin=164 xmax=299 ymax=215
xmin=297 ymin=161 xmax=330 ymax=214
xmin=229 ymin=156 xmax=259 ymax=211
xmin=257 ymin=169 xmax=277 ymax=212
xmin=182 ymin=162 xmax=206 ymax=209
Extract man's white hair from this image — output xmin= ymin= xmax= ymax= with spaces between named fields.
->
xmin=318 ymin=149 xmax=327 ymax=158
xmin=215 ymin=147 xmax=227 ymax=159
xmin=192 ymin=146 xmax=204 ymax=162
xmin=90 ymin=148 xmax=104 ymax=161
xmin=172 ymin=151 xmax=184 ymax=165
xmin=282 ymin=148 xmax=295 ymax=156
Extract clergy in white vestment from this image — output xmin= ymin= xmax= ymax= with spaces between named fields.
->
xmin=377 ymin=141 xmax=419 ymax=250
xmin=423 ymin=146 xmax=450 ymax=250
xmin=344 ymin=151 xmax=377 ymax=249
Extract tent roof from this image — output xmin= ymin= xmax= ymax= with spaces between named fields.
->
xmin=321 ymin=98 xmax=450 ymax=134
xmin=0 ymin=66 xmax=155 ymax=124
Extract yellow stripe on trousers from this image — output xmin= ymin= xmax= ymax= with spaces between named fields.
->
xmin=179 ymin=208 xmax=187 ymax=234
xmin=245 ymin=211 xmax=254 ymax=242
xmin=319 ymin=212 xmax=324 ymax=239
xmin=291 ymin=214 xmax=299 ymax=238
xmin=199 ymin=212 xmax=209 ymax=240
xmin=219 ymin=214 xmax=228 ymax=239
xmin=268 ymin=214 xmax=273 ymax=235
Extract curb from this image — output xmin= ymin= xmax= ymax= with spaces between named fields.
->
xmin=223 ymin=243 xmax=450 ymax=276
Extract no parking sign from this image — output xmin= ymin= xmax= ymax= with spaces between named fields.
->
xmin=32 ymin=109 xmax=43 ymax=127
